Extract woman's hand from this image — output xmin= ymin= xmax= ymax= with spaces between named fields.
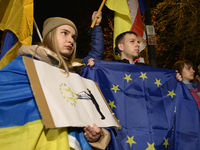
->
xmin=84 ymin=124 xmax=101 ymax=142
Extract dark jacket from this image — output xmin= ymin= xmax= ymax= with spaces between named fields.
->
xmin=81 ymin=26 xmax=104 ymax=65
xmin=117 ymin=58 xmax=146 ymax=66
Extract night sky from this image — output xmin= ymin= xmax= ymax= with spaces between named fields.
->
xmin=33 ymin=0 xmax=112 ymax=41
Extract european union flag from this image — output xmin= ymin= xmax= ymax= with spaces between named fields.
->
xmin=81 ymin=60 xmax=200 ymax=150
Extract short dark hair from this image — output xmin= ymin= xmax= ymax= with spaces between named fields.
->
xmin=172 ymin=60 xmax=193 ymax=75
xmin=115 ymin=31 xmax=138 ymax=55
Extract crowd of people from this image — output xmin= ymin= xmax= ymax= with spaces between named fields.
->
xmin=0 ymin=9 xmax=200 ymax=150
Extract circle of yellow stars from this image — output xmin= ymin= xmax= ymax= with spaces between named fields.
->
xmin=59 ymin=83 xmax=78 ymax=106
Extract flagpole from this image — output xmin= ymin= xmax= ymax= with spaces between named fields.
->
xmin=33 ymin=18 xmax=43 ymax=42
xmin=88 ymin=0 xmax=106 ymax=35
xmin=144 ymin=0 xmax=157 ymax=67
xmin=90 ymin=0 xmax=106 ymax=28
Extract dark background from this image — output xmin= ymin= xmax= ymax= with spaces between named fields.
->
xmin=33 ymin=0 xmax=114 ymax=58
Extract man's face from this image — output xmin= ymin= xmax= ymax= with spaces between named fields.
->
xmin=120 ymin=34 xmax=140 ymax=59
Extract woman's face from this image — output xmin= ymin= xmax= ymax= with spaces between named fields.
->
xmin=181 ymin=63 xmax=195 ymax=81
xmin=56 ymin=25 xmax=77 ymax=57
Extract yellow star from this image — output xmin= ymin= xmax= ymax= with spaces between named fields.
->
xmin=172 ymin=124 xmax=174 ymax=131
xmin=111 ymin=84 xmax=120 ymax=93
xmin=174 ymin=106 xmax=176 ymax=113
xmin=108 ymin=100 xmax=116 ymax=109
xmin=154 ymin=78 xmax=162 ymax=87
xmin=146 ymin=142 xmax=156 ymax=150
xmin=139 ymin=72 xmax=148 ymax=81
xmin=126 ymin=135 xmax=137 ymax=148
xmin=163 ymin=137 xmax=169 ymax=149
xmin=124 ymin=73 xmax=132 ymax=83
xmin=167 ymin=90 xmax=176 ymax=98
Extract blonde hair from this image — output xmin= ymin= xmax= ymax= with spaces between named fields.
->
xmin=42 ymin=28 xmax=76 ymax=75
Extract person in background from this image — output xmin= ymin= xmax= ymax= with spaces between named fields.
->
xmin=172 ymin=60 xmax=200 ymax=111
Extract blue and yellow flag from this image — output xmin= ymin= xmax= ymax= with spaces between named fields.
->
xmin=106 ymin=0 xmax=131 ymax=59
xmin=0 ymin=0 xmax=33 ymax=69
xmin=105 ymin=0 xmax=147 ymax=59
xmin=0 ymin=56 xmax=92 ymax=150
xmin=81 ymin=60 xmax=200 ymax=150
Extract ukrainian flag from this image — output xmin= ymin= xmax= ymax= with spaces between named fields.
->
xmin=0 ymin=56 xmax=92 ymax=150
xmin=106 ymin=0 xmax=131 ymax=59
xmin=105 ymin=0 xmax=146 ymax=59
xmin=0 ymin=0 xmax=33 ymax=69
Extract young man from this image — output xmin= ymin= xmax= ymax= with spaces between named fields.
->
xmin=87 ymin=31 xmax=145 ymax=66
xmin=115 ymin=31 xmax=144 ymax=65
xmin=88 ymin=31 xmax=182 ymax=81
xmin=115 ymin=31 xmax=182 ymax=81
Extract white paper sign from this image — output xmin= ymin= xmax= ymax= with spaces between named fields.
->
xmin=32 ymin=59 xmax=119 ymax=128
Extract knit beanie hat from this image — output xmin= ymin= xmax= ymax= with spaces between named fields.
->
xmin=42 ymin=17 xmax=78 ymax=39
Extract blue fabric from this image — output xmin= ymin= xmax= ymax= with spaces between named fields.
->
xmin=0 ymin=30 xmax=18 ymax=59
xmin=138 ymin=0 xmax=147 ymax=14
xmin=0 ymin=56 xmax=41 ymax=128
xmin=81 ymin=26 xmax=104 ymax=65
xmin=68 ymin=127 xmax=92 ymax=150
xmin=81 ymin=60 xmax=200 ymax=150
xmin=68 ymin=127 xmax=118 ymax=150
xmin=105 ymin=128 xmax=120 ymax=150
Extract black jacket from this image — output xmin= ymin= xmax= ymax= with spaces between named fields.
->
xmin=116 ymin=58 xmax=147 ymax=66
